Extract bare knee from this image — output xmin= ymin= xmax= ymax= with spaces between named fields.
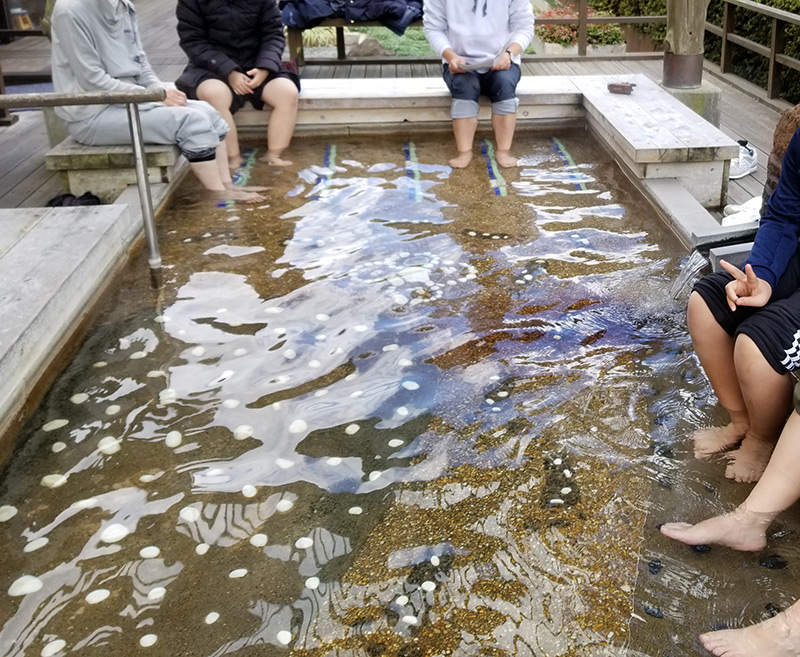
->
xmin=262 ymin=78 xmax=299 ymax=111
xmin=687 ymin=291 xmax=720 ymax=342
xmin=197 ymin=79 xmax=234 ymax=112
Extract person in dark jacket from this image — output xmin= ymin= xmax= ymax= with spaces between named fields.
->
xmin=176 ymin=0 xmax=300 ymax=168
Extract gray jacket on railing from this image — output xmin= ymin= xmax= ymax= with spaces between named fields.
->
xmin=50 ymin=0 xmax=163 ymax=124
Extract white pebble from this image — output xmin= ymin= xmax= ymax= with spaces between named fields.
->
xmin=146 ymin=370 xmax=166 ymax=378
xmin=139 ymin=546 xmax=160 ymax=559
xmin=305 ymin=577 xmax=320 ymax=590
xmin=242 ymin=485 xmax=257 ymax=498
xmin=71 ymin=497 xmax=97 ymax=509
xmin=550 ymin=498 xmax=564 ymax=506
xmin=388 ymin=439 xmax=404 ymax=448
xmin=563 ymin=469 xmax=572 ymax=478
xmin=288 ymin=420 xmax=307 ymax=434
xmin=159 ymin=389 xmax=178 ymax=404
xmin=396 ymin=407 xmax=409 ymax=416
xmin=553 ymin=458 xmax=563 ymax=466
xmin=191 ymin=346 xmax=205 ymax=357
xmin=250 ymin=534 xmax=267 ymax=547
xmin=205 ymin=612 xmax=220 ymax=624
xmin=233 ymin=425 xmax=254 ymax=440
xmin=179 ymin=507 xmax=201 ymax=523
xmin=147 ymin=587 xmax=166 ymax=601
xmin=276 ymin=499 xmax=294 ymax=512
xmin=315 ymin=334 xmax=326 ymax=341
xmin=139 ymin=474 xmax=158 ymax=483
xmin=398 ymin=359 xmax=413 ymax=367
xmin=401 ymin=381 xmax=419 ymax=391
xmin=308 ymin=359 xmax=321 ymax=368
xmin=85 ymin=589 xmax=110 ymax=604
xmin=276 ymin=458 xmax=294 ymax=469
xmin=264 ymin=306 xmax=284 ymax=314
xmin=353 ymin=325 xmax=369 ymax=332
xmin=24 ymin=537 xmax=49 ymax=553
xmin=295 ymin=537 xmax=313 ymax=549
xmin=41 ymin=474 xmax=67 ymax=489
xmin=431 ymin=556 xmax=440 ymax=566
xmin=315 ymin=313 xmax=330 ymax=321
xmin=100 ymin=523 xmax=130 ymax=543
xmin=222 ymin=399 xmax=240 ymax=409
xmin=130 ymin=351 xmax=147 ymax=360
xmin=98 ymin=436 xmax=121 ymax=455
xmin=195 ymin=543 xmax=210 ymax=555
xmin=165 ymin=431 xmax=182 ymax=448
xmin=276 ymin=631 xmax=292 ymax=645
xmin=382 ymin=344 xmax=399 ymax=352
xmin=51 ymin=442 xmax=66 ymax=453
xmin=485 ymin=398 xmax=494 ymax=405
xmin=229 ymin=568 xmax=248 ymax=578
xmin=233 ymin=348 xmax=248 ymax=357
xmin=350 ymin=390 xmax=364 ymax=398
xmin=396 ymin=595 xmax=409 ymax=606
xmin=283 ymin=349 xmax=297 ymax=360
xmin=139 ymin=634 xmax=157 ymax=648
xmin=421 ymin=581 xmax=436 ymax=592
xmin=348 ymin=506 xmax=363 ymax=515
xmin=105 ymin=405 xmax=121 ymax=416
xmin=41 ymin=639 xmax=66 ymax=657
xmin=8 ymin=575 xmax=43 ymax=596
xmin=42 ymin=419 xmax=68 ymax=432
xmin=368 ymin=471 xmax=381 ymax=481
xmin=326 ymin=457 xmax=342 ymax=466
xmin=70 ymin=393 xmax=89 ymax=404
xmin=119 ymin=338 xmax=131 ymax=350
xmin=560 ymin=487 xmax=572 ymax=495
xmin=401 ymin=616 xmax=418 ymax=625
xmin=497 ymin=391 xmax=509 ymax=398
xmin=345 ymin=424 xmax=360 ymax=435
xmin=0 ymin=505 xmax=17 ymax=522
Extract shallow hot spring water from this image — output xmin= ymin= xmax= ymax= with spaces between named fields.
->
xmin=2 ymin=131 xmax=799 ymax=657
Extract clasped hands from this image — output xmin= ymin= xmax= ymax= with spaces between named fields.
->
xmin=227 ymin=68 xmax=269 ymax=96
xmin=719 ymin=258 xmax=772 ymax=311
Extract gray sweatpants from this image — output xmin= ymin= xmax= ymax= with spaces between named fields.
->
xmin=67 ymin=99 xmax=229 ymax=162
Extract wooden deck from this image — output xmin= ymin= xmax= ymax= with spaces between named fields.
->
xmin=0 ymin=0 xmax=792 ymax=210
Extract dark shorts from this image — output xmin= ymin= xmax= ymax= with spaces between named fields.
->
xmin=693 ymin=246 xmax=800 ymax=374
xmin=177 ymin=63 xmax=301 ymax=113
xmin=442 ymin=63 xmax=521 ymax=104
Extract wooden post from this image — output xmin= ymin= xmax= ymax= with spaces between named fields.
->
xmin=663 ymin=0 xmax=711 ymax=88
xmin=0 ymin=56 xmax=18 ymax=126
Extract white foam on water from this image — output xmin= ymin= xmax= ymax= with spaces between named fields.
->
xmin=250 ymin=533 xmax=267 ymax=547
xmin=295 ymin=537 xmax=313 ymax=549
xmin=165 ymin=431 xmax=182 ymax=448
xmin=277 ymin=631 xmax=292 ymax=645
xmin=388 ymin=439 xmax=404 ymax=448
xmin=0 ymin=505 xmax=17 ymax=522
xmin=8 ymin=575 xmax=43 ymax=596
xmin=195 ymin=543 xmax=210 ymax=555
xmin=51 ymin=442 xmax=66 ymax=453
xmin=345 ymin=424 xmax=360 ymax=435
xmin=42 ymin=419 xmax=68 ymax=432
xmin=140 ymin=546 xmax=161 ymax=559
xmin=139 ymin=634 xmax=157 ymax=647
xmin=86 ymin=588 xmax=111 ymax=604
xmin=229 ymin=568 xmax=247 ymax=578
xmin=205 ymin=612 xmax=220 ymax=624
xmin=41 ymin=639 xmax=66 ymax=657
xmin=100 ymin=523 xmax=130 ymax=543
xmin=41 ymin=474 xmax=67 ymax=489
xmin=180 ymin=507 xmax=201 ymax=523
xmin=70 ymin=393 xmax=89 ymax=404
xmin=147 ymin=587 xmax=166 ymax=600
xmin=105 ymin=405 xmax=121 ymax=416
xmin=242 ymin=485 xmax=257 ymax=498
xmin=288 ymin=420 xmax=307 ymax=434
xmin=233 ymin=425 xmax=254 ymax=440
xmin=24 ymin=537 xmax=49 ymax=553
xmin=276 ymin=499 xmax=294 ymax=512
xmin=98 ymin=436 xmax=121 ymax=455
xmin=348 ymin=507 xmax=363 ymax=515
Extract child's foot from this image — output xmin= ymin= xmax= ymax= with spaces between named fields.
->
xmin=210 ymin=189 xmax=265 ymax=204
xmin=725 ymin=435 xmax=775 ymax=483
xmin=700 ymin=600 xmax=800 ymax=657
xmin=224 ymin=182 xmax=270 ymax=193
xmin=660 ymin=505 xmax=773 ymax=551
xmin=692 ymin=423 xmax=746 ymax=459
xmin=495 ymin=150 xmax=519 ymax=168
xmin=259 ymin=152 xmax=293 ymax=166
xmin=229 ymin=155 xmax=243 ymax=171
xmin=449 ymin=151 xmax=473 ymax=169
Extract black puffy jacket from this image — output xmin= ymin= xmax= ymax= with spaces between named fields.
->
xmin=176 ymin=0 xmax=285 ymax=90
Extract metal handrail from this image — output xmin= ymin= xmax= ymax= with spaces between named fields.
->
xmin=0 ymin=87 xmax=166 ymax=289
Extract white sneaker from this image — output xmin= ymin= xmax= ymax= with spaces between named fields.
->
xmin=729 ymin=140 xmax=758 ymax=179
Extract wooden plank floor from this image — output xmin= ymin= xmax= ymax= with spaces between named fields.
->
xmin=0 ymin=0 xmax=791 ymax=210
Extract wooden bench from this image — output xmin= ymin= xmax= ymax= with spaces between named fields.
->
xmin=287 ymin=18 xmax=423 ymax=66
xmin=45 ymin=137 xmax=183 ymax=203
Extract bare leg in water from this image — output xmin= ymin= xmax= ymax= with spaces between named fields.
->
xmin=661 ymin=409 xmax=800 ymax=656
xmin=450 ymin=116 xmax=478 ymax=169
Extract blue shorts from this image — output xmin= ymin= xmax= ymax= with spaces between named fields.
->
xmin=442 ymin=63 xmax=521 ymax=117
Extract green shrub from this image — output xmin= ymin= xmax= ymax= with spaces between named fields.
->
xmin=535 ymin=7 xmax=624 ymax=46
xmin=592 ymin=0 xmax=666 ymax=43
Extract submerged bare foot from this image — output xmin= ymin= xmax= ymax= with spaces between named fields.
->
xmin=660 ymin=505 xmax=774 ymax=551
xmin=700 ymin=600 xmax=800 ymax=657
xmin=259 ymin=152 xmax=293 ymax=166
xmin=449 ymin=151 xmax=473 ymax=169
xmin=693 ymin=423 xmax=746 ymax=460
xmin=725 ymin=435 xmax=775 ymax=483
xmin=210 ymin=189 xmax=265 ymax=204
xmin=224 ymin=182 xmax=270 ymax=193
xmin=495 ymin=150 xmax=519 ymax=168
xmin=229 ymin=155 xmax=242 ymax=171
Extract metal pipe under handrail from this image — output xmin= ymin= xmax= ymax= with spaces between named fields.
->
xmin=0 ymin=87 xmax=166 ymax=289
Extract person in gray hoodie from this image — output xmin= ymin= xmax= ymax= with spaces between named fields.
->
xmin=50 ymin=0 xmax=266 ymax=203
xmin=423 ymin=0 xmax=534 ymax=169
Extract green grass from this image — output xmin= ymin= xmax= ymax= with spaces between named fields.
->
xmin=351 ymin=26 xmax=436 ymax=57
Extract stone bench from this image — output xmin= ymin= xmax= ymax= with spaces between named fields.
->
xmin=45 ymin=137 xmax=183 ymax=203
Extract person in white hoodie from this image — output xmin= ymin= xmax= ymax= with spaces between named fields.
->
xmin=423 ymin=0 xmax=534 ymax=169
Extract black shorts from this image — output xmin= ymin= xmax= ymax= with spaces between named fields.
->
xmin=177 ymin=63 xmax=301 ymax=113
xmin=693 ymin=247 xmax=800 ymax=374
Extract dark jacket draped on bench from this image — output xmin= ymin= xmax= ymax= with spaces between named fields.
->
xmin=176 ymin=0 xmax=285 ymax=89
xmin=279 ymin=0 xmax=423 ymax=35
